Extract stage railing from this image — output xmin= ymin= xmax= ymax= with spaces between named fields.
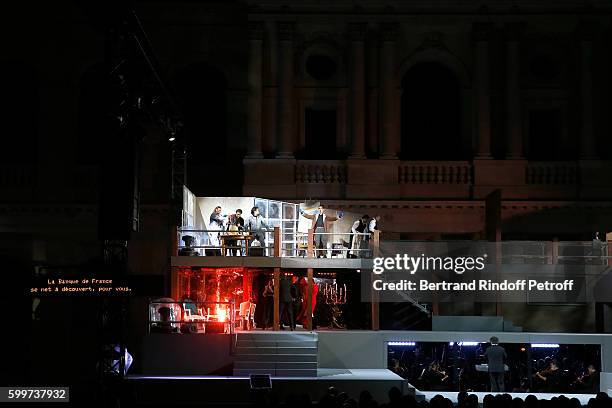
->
xmin=283 ymin=231 xmax=374 ymax=258
xmin=148 ymin=300 xmax=235 ymax=334
xmin=177 ymin=227 xmax=380 ymax=259
xmin=176 ymin=227 xmax=610 ymax=265
xmin=177 ymin=228 xmax=276 ymax=256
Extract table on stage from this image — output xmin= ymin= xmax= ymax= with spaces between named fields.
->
xmin=219 ymin=233 xmax=256 ymax=256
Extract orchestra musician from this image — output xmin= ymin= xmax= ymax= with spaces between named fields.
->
xmin=573 ymin=364 xmax=599 ymax=393
xmin=534 ymin=359 xmax=562 ymax=392
xmin=421 ymin=360 xmax=450 ymax=390
xmin=390 ymin=358 xmax=406 ymax=378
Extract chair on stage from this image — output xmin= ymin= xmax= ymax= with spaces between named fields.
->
xmin=238 ymin=301 xmax=256 ymax=330
xmin=183 ymin=305 xmax=206 ymax=333
xmin=296 ymin=233 xmax=309 ymax=257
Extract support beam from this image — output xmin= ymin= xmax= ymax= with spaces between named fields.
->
xmin=273 ymin=268 xmax=280 ymax=330
xmin=307 ymin=228 xmax=314 ymax=258
xmin=371 ymin=229 xmax=381 ymax=330
xmin=273 ymin=226 xmax=281 ymax=257
xmin=306 ymin=268 xmax=313 ymax=331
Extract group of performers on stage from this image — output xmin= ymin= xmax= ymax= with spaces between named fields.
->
xmin=250 ymin=272 xmax=352 ymax=330
xmin=205 ymin=205 xmax=269 ymax=255
xmin=199 ymin=204 xmax=381 ymax=258
xmin=389 ymin=341 xmax=600 ymax=394
xmin=252 ymin=273 xmax=320 ymax=330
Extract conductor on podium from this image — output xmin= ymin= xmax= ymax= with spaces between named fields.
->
xmin=485 ymin=336 xmax=507 ymax=392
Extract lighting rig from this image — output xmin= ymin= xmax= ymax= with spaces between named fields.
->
xmin=81 ymin=4 xmax=186 ymax=404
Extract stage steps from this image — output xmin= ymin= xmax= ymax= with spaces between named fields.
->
xmin=233 ymin=332 xmax=318 ymax=377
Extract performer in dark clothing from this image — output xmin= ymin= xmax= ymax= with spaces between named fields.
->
xmin=290 ymin=276 xmax=302 ymax=328
xmin=574 ymin=364 xmax=599 ymax=393
xmin=261 ymin=278 xmax=274 ymax=329
xmin=279 ymin=274 xmax=295 ymax=330
xmin=234 ymin=209 xmax=245 ymax=231
xmin=226 ymin=209 xmax=245 ymax=256
xmin=485 ymin=336 xmax=507 ymax=392
xmin=252 ymin=273 xmax=267 ymax=328
xmin=536 ymin=359 xmax=562 ymax=392
xmin=349 ymin=215 xmax=369 ymax=258
xmin=422 ymin=361 xmax=449 ymax=390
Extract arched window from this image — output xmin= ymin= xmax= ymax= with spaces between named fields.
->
xmin=400 ymin=62 xmax=465 ymax=160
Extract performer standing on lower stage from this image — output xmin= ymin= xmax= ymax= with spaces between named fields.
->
xmin=485 ymin=336 xmax=507 ymax=392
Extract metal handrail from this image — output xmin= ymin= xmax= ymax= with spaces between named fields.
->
xmin=149 ymin=300 xmax=236 ymax=334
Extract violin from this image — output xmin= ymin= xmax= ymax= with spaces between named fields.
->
xmin=572 ymin=370 xmax=589 ymax=386
xmin=533 ymin=366 xmax=553 ymax=380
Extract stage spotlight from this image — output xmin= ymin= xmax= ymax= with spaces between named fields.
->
xmin=388 ymin=341 xmax=416 ymax=346
xmin=531 ymin=343 xmax=560 ymax=348
xmin=168 ymin=136 xmax=176 ymax=142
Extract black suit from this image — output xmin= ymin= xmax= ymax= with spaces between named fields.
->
xmin=485 ymin=344 xmax=507 ymax=392
xmin=279 ymin=276 xmax=295 ymax=329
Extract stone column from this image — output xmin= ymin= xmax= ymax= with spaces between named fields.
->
xmin=473 ymin=23 xmax=492 ymax=158
xmin=246 ymin=22 xmax=264 ymax=158
xmin=277 ymin=22 xmax=295 ymax=159
xmin=505 ymin=23 xmax=523 ymax=158
xmin=379 ymin=23 xmax=398 ymax=159
xmin=576 ymin=22 xmax=597 ymax=159
xmin=367 ymin=26 xmax=379 ymax=156
xmin=263 ymin=20 xmax=278 ymax=155
xmin=349 ymin=23 xmax=366 ymax=158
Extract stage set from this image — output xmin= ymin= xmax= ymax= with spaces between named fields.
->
xmin=132 ymin=193 xmax=612 ymax=406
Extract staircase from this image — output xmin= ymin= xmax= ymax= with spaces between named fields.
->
xmin=233 ymin=332 xmax=318 ymax=377
xmin=380 ymin=302 xmax=432 ymax=331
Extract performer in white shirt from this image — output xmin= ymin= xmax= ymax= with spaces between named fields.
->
xmin=367 ymin=215 xmax=381 ymax=235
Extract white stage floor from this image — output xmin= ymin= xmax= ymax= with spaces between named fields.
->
xmin=419 ymin=391 xmax=597 ymax=405
xmin=316 ymin=368 xmax=404 ymax=380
